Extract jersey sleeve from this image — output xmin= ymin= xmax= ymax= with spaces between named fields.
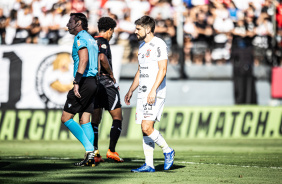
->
xmin=157 ymin=39 xmax=168 ymax=61
xmin=76 ymin=37 xmax=87 ymax=50
xmin=97 ymin=39 xmax=107 ymax=55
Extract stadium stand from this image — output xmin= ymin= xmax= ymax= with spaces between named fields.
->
xmin=0 ymin=0 xmax=280 ymax=65
xmin=0 ymin=0 xmax=281 ymax=105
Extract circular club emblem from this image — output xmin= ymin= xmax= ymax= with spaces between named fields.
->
xmin=36 ymin=52 xmax=73 ymax=108
xmin=142 ymin=85 xmax=147 ymax=92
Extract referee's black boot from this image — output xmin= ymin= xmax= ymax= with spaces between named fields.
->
xmin=74 ymin=151 xmax=96 ymax=167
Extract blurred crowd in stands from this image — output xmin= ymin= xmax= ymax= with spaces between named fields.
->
xmin=0 ymin=0 xmax=282 ymax=66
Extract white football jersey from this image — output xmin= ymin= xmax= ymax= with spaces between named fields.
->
xmin=137 ymin=36 xmax=168 ymax=99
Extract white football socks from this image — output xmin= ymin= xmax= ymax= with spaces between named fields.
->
xmin=143 ymin=136 xmax=155 ymax=169
xmin=148 ymin=129 xmax=172 ymax=153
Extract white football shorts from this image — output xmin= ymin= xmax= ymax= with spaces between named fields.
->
xmin=135 ymin=97 xmax=165 ymax=124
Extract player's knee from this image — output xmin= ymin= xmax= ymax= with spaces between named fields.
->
xmin=91 ymin=116 xmax=101 ymax=124
xmin=61 ymin=116 xmax=67 ymax=124
xmin=91 ymin=110 xmax=102 ymax=123
xmin=110 ymin=109 xmax=123 ymax=121
xmin=141 ymin=124 xmax=151 ymax=135
xmin=80 ymin=117 xmax=91 ymax=124
xmin=112 ymin=115 xmax=123 ymax=121
xmin=91 ymin=120 xmax=100 ymax=126
xmin=61 ymin=111 xmax=74 ymax=124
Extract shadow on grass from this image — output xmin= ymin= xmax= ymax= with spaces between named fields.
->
xmin=0 ymin=160 xmax=75 ymax=172
xmin=107 ymin=158 xmax=185 ymax=172
xmin=155 ymin=164 xmax=185 ymax=172
xmin=0 ymin=159 xmax=126 ymax=183
xmin=0 ymin=157 xmax=145 ymax=172
xmin=0 ymin=162 xmax=10 ymax=169
xmin=0 ymin=179 xmax=77 ymax=184
xmin=0 ymin=157 xmax=185 ymax=183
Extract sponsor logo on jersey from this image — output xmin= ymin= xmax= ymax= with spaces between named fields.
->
xmin=157 ymin=47 xmax=161 ymax=57
xmin=140 ymin=66 xmax=148 ymax=69
xmin=101 ymin=44 xmax=107 ymax=49
xmin=141 ymin=85 xmax=147 ymax=92
xmin=140 ymin=74 xmax=149 ymax=78
xmin=149 ymin=43 xmax=155 ymax=47
xmin=77 ymin=40 xmax=80 ymax=46
xmin=145 ymin=49 xmax=151 ymax=57
xmin=144 ymin=112 xmax=153 ymax=116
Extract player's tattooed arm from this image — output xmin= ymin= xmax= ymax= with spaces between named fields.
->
xmin=99 ymin=53 xmax=116 ymax=83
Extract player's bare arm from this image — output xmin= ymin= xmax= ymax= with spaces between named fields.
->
xmin=99 ymin=53 xmax=116 ymax=83
xmin=74 ymin=47 xmax=89 ymax=98
xmin=147 ymin=59 xmax=167 ymax=105
xmin=97 ymin=54 xmax=101 ymax=76
xmin=124 ymin=65 xmax=140 ymax=105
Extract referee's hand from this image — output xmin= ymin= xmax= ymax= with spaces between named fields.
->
xmin=74 ymin=84 xmax=81 ymax=98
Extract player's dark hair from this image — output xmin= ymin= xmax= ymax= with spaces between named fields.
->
xmin=97 ymin=17 xmax=117 ymax=32
xmin=70 ymin=13 xmax=88 ymax=31
xmin=134 ymin=15 xmax=155 ymax=33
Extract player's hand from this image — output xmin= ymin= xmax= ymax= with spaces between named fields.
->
xmin=110 ymin=74 xmax=119 ymax=90
xmin=147 ymin=90 xmax=156 ymax=105
xmin=124 ymin=91 xmax=133 ymax=105
xmin=73 ymin=84 xmax=81 ymax=98
xmin=110 ymin=74 xmax=116 ymax=84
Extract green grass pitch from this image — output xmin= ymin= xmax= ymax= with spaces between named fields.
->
xmin=0 ymin=139 xmax=281 ymax=184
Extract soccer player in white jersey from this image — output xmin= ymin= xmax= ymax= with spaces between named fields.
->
xmin=124 ymin=15 xmax=175 ymax=172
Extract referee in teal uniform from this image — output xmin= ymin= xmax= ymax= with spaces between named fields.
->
xmin=61 ymin=13 xmax=98 ymax=167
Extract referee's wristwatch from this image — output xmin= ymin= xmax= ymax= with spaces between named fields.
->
xmin=73 ymin=80 xmax=79 ymax=85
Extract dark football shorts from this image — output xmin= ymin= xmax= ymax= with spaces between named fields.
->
xmin=64 ymin=76 xmax=98 ymax=114
xmin=94 ymin=75 xmax=122 ymax=111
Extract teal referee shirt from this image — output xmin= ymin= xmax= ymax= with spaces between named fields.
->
xmin=72 ymin=30 xmax=99 ymax=77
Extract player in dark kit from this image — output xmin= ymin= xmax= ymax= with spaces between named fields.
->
xmin=92 ymin=17 xmax=124 ymax=162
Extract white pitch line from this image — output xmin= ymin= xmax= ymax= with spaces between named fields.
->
xmin=2 ymin=157 xmax=282 ymax=170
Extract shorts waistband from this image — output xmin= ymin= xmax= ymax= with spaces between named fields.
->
xmin=84 ymin=75 xmax=97 ymax=79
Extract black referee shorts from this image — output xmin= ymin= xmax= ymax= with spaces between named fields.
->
xmin=94 ymin=75 xmax=122 ymax=111
xmin=64 ymin=76 xmax=98 ymax=114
